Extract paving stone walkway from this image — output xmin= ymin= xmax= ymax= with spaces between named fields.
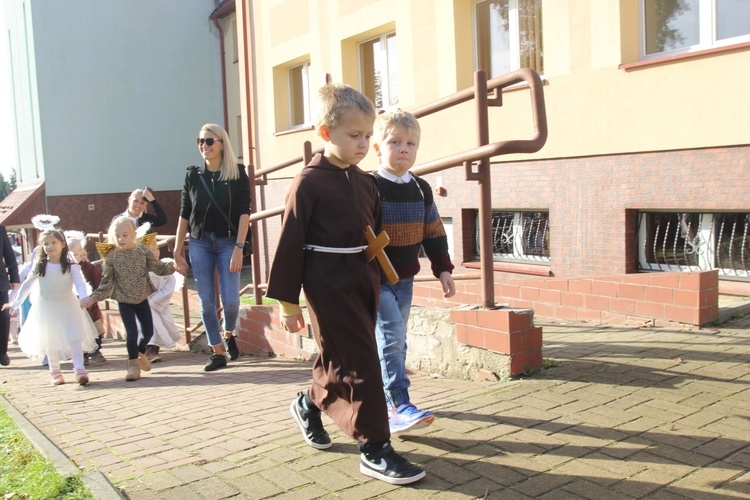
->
xmin=1 ymin=312 xmax=749 ymax=499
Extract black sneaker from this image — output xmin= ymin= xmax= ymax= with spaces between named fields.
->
xmin=226 ymin=336 xmax=239 ymax=360
xmin=89 ymin=349 xmax=107 ymax=363
xmin=360 ymin=443 xmax=426 ymax=485
xmin=204 ymin=353 xmax=227 ymax=372
xmin=289 ymin=392 xmax=332 ymax=450
xmin=0 ymin=353 xmax=9 ymax=366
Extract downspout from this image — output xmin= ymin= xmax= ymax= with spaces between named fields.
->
xmin=239 ymin=0 xmax=263 ymax=304
xmin=209 ymin=10 xmax=229 ymax=130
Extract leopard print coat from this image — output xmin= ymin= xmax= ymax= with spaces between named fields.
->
xmin=89 ymin=243 xmax=175 ymax=305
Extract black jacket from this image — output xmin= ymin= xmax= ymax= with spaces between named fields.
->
xmin=180 ymin=163 xmax=251 ymax=240
xmin=0 ymin=225 xmax=19 ymax=293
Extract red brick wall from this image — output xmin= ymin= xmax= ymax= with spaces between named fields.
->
xmin=253 ymin=145 xmax=748 ymax=281
xmin=47 ymin=190 xmax=181 ymax=237
xmin=412 ymin=270 xmax=720 ymax=328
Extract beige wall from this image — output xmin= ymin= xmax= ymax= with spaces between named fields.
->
xmin=244 ymin=0 xmax=750 ymax=178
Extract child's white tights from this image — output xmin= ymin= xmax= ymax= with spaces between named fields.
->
xmin=47 ymin=340 xmax=84 ymax=372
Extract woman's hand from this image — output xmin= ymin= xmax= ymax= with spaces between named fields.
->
xmin=229 ymin=246 xmax=243 ymax=273
xmin=142 ymin=188 xmax=155 ymax=203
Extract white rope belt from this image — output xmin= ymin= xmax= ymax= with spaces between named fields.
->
xmin=304 ymin=244 xmax=368 ymax=254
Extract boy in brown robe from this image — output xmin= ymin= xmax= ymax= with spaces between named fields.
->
xmin=266 ymin=83 xmax=425 ymax=486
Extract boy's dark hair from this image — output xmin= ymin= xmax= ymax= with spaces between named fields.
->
xmin=35 ymin=229 xmax=71 ymax=277
xmin=316 ymin=83 xmax=376 ymax=129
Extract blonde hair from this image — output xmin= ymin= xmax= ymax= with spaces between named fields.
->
xmin=128 ymin=189 xmax=145 ymax=202
xmin=200 ymin=123 xmax=239 ymax=181
xmin=107 ymin=216 xmax=137 ymax=248
xmin=374 ymin=108 xmax=421 ymax=144
xmin=316 ymin=83 xmax=376 ymax=130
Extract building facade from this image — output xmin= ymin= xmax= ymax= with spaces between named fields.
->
xmin=234 ymin=0 xmax=750 ymax=301
xmin=0 ymin=0 xmax=235 ymax=254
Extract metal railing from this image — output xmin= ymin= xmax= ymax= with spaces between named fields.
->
xmin=160 ymin=68 xmax=547 ymax=340
xmin=247 ymin=68 xmax=547 ymax=308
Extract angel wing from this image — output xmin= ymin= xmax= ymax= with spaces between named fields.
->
xmin=95 ymin=241 xmax=115 ymax=259
xmin=138 ymin=232 xmax=157 ymax=248
xmin=135 ymin=222 xmax=152 ymax=238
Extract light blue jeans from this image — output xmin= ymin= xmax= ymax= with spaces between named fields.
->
xmin=188 ymin=233 xmax=241 ymax=347
xmin=375 ymin=278 xmax=414 ymax=408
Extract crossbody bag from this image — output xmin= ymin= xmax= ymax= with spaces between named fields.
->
xmin=198 ymin=174 xmax=252 ymax=256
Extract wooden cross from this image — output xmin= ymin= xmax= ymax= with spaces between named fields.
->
xmin=364 ymin=225 xmax=399 ymax=285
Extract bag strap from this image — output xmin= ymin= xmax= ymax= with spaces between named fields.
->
xmin=198 ymin=173 xmax=238 ymax=234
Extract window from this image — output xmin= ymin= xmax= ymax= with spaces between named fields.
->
xmin=443 ymin=217 xmax=455 ymax=258
xmin=642 ymin=0 xmax=750 ymax=58
xmin=474 ymin=0 xmax=544 ymax=78
xmin=359 ymin=33 xmax=398 ymax=109
xmin=637 ymin=211 xmax=750 ymax=278
xmin=477 ymin=210 xmax=550 ymax=263
xmin=289 ymin=61 xmax=312 ymax=128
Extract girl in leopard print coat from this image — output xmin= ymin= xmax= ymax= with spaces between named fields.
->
xmin=82 ymin=216 xmax=175 ymax=381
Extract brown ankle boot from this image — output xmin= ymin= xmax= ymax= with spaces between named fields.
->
xmin=138 ymin=352 xmax=152 ymax=371
xmin=125 ymin=359 xmax=141 ymax=381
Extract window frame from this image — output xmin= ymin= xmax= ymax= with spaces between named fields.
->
xmin=639 ymin=0 xmax=750 ymax=60
xmin=473 ymin=0 xmax=544 ymax=78
xmin=358 ymin=32 xmax=398 ymax=109
xmin=287 ymin=61 xmax=313 ymax=130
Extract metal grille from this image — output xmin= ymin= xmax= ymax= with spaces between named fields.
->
xmin=476 ymin=210 xmax=550 ymax=263
xmin=637 ymin=212 xmax=750 ymax=279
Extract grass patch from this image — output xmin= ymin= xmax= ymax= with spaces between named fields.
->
xmin=240 ymin=296 xmax=306 ymax=306
xmin=0 ymin=404 xmax=93 ymax=499
xmin=240 ymin=296 xmax=278 ymax=305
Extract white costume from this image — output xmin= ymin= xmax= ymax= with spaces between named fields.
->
xmin=10 ymin=262 xmax=99 ymax=361
xmin=146 ymin=258 xmax=183 ymax=349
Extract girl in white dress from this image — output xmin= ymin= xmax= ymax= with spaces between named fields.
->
xmin=2 ymin=230 xmax=98 ymax=385
xmin=144 ymin=239 xmax=183 ymax=363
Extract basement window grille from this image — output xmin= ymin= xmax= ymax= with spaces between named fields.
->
xmin=637 ymin=211 xmax=750 ymax=279
xmin=476 ymin=210 xmax=550 ymax=263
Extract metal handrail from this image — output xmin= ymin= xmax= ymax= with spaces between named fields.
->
xmin=89 ymin=69 xmax=546 ymax=345
xmin=248 ymin=68 xmax=547 ymax=308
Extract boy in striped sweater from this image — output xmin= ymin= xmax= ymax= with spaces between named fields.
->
xmin=372 ymin=109 xmax=455 ymax=434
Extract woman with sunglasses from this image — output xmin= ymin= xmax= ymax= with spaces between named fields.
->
xmin=173 ymin=124 xmax=251 ymax=371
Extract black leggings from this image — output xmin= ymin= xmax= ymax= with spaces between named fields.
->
xmin=0 ymin=290 xmax=8 ymax=356
xmin=118 ymin=300 xmax=153 ymax=360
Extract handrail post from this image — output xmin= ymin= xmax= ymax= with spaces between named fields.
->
xmin=303 ymin=140 xmax=313 ymax=165
xmin=249 ymin=162 xmax=264 ymax=304
xmin=475 ymin=70 xmax=495 ymax=309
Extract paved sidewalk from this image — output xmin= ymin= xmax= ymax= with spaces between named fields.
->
xmin=1 ymin=313 xmax=749 ymax=499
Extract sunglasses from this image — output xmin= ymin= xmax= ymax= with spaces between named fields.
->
xmin=196 ymin=137 xmax=223 ymax=146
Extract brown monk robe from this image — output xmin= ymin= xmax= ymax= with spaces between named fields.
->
xmin=266 ymin=153 xmax=390 ymax=444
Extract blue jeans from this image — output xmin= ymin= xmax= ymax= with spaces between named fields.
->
xmin=375 ymin=278 xmax=414 ymax=408
xmin=188 ymin=233 xmax=241 ymax=347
